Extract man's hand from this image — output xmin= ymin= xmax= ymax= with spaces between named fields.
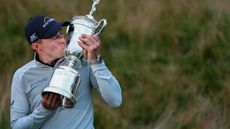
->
xmin=41 ymin=93 xmax=60 ymax=110
xmin=78 ymin=34 xmax=101 ymax=62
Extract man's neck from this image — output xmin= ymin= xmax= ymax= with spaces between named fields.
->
xmin=35 ymin=54 xmax=58 ymax=67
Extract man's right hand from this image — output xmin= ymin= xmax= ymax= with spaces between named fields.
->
xmin=41 ymin=93 xmax=60 ymax=110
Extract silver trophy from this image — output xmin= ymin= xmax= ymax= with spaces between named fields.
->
xmin=42 ymin=0 xmax=107 ymax=108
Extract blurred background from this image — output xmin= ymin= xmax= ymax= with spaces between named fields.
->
xmin=1 ymin=0 xmax=230 ymax=129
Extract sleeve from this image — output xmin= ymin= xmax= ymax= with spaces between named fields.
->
xmin=89 ymin=61 xmax=122 ymax=108
xmin=10 ymin=71 xmax=54 ymax=129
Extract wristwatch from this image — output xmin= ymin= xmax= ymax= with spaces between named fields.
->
xmin=89 ymin=55 xmax=102 ymax=64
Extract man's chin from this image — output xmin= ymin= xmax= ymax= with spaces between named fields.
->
xmin=55 ymin=53 xmax=64 ymax=60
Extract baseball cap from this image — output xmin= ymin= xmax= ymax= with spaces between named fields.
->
xmin=24 ymin=15 xmax=70 ymax=44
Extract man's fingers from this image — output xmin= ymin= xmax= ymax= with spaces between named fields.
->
xmin=47 ymin=93 xmax=54 ymax=105
xmin=43 ymin=93 xmax=49 ymax=100
xmin=41 ymin=93 xmax=60 ymax=110
xmin=78 ymin=41 xmax=89 ymax=49
xmin=93 ymin=35 xmax=100 ymax=42
xmin=78 ymin=34 xmax=101 ymax=61
xmin=79 ymin=34 xmax=99 ymax=46
xmin=51 ymin=94 xmax=60 ymax=107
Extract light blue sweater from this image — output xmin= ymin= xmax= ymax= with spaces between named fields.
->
xmin=10 ymin=58 xmax=122 ymax=129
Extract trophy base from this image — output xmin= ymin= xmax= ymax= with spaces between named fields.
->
xmin=42 ymin=65 xmax=81 ymax=108
xmin=42 ymin=86 xmax=76 ymax=108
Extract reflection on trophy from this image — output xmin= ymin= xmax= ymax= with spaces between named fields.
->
xmin=42 ymin=0 xmax=107 ymax=108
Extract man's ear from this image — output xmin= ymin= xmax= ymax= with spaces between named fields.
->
xmin=31 ymin=43 xmax=40 ymax=52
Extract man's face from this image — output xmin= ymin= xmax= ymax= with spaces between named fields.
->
xmin=33 ymin=31 xmax=67 ymax=62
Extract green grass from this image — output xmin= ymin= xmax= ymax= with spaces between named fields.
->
xmin=1 ymin=0 xmax=230 ymax=129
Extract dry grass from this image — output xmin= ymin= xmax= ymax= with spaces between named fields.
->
xmin=1 ymin=0 xmax=230 ymax=129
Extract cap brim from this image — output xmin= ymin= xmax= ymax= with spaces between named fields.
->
xmin=42 ymin=21 xmax=70 ymax=39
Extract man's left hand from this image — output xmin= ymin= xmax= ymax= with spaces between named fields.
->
xmin=78 ymin=34 xmax=101 ymax=63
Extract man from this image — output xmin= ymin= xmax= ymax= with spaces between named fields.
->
xmin=10 ymin=15 xmax=122 ymax=129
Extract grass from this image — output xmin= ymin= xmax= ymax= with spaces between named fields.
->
xmin=1 ymin=0 xmax=230 ymax=129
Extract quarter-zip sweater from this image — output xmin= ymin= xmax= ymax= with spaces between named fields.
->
xmin=10 ymin=57 xmax=122 ymax=129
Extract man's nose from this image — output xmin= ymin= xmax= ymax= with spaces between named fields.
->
xmin=59 ymin=38 xmax=66 ymax=44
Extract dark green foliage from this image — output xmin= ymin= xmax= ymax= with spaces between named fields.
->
xmin=1 ymin=0 xmax=230 ymax=129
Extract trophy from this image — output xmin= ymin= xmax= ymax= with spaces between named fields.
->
xmin=42 ymin=0 xmax=107 ymax=108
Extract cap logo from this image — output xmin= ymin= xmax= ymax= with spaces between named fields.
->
xmin=30 ymin=33 xmax=38 ymax=42
xmin=42 ymin=17 xmax=55 ymax=28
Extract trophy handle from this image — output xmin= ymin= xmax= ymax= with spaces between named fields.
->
xmin=94 ymin=19 xmax=107 ymax=35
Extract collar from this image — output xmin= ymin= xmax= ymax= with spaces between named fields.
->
xmin=34 ymin=53 xmax=64 ymax=68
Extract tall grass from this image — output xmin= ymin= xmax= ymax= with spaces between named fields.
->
xmin=1 ymin=0 xmax=230 ymax=129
